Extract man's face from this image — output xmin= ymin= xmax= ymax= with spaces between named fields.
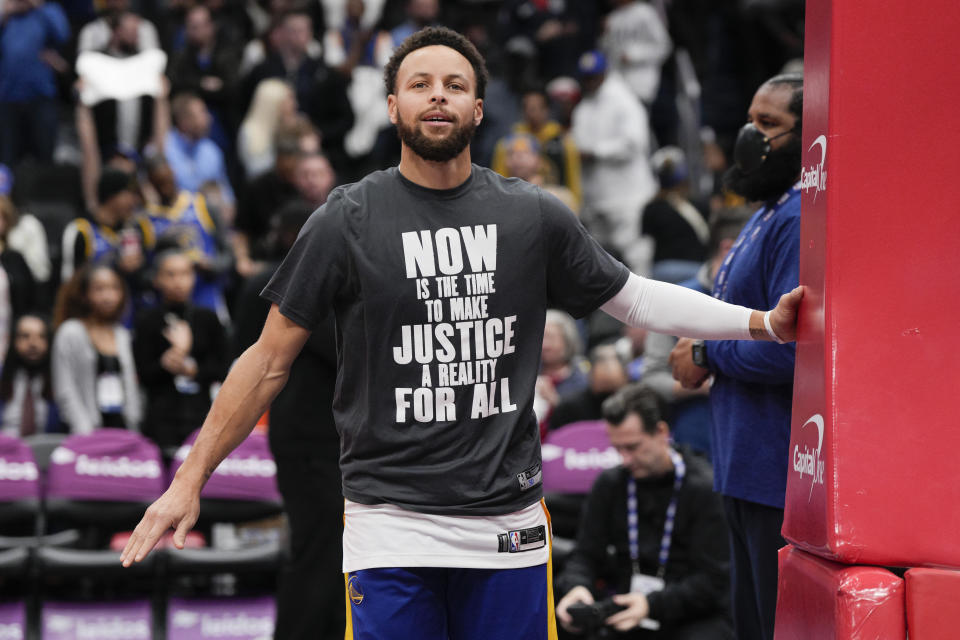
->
xmin=748 ymin=84 xmax=797 ymax=150
xmin=606 ymin=413 xmax=671 ymax=479
xmin=522 ymin=93 xmax=550 ymax=131
xmin=294 ymin=155 xmax=335 ymax=204
xmin=589 ymin=346 xmax=627 ymax=394
xmin=541 ymin=322 xmax=568 ymax=367
xmin=14 ymin=316 xmax=48 ymax=366
xmin=724 ymin=83 xmax=802 ymax=202
xmin=104 ymin=189 xmax=136 ymax=224
xmin=114 ymin=14 xmax=141 ymax=51
xmin=181 ymin=99 xmax=211 ymax=139
xmin=408 ymin=0 xmax=439 ymax=25
xmin=283 ymin=15 xmax=312 ymax=55
xmin=185 ymin=7 xmax=215 ymax=47
xmin=149 ymin=165 xmax=177 ymax=200
xmin=388 ymin=45 xmax=483 ymax=163
xmin=155 ymin=254 xmax=196 ymax=304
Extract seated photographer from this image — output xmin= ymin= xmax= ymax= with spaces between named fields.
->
xmin=555 ymin=384 xmax=732 ymax=639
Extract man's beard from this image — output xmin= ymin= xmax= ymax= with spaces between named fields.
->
xmin=723 ymin=135 xmax=802 ymax=203
xmin=395 ymin=110 xmax=476 ymax=163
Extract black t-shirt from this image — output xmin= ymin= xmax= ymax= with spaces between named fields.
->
xmin=262 ymin=165 xmax=629 ymax=515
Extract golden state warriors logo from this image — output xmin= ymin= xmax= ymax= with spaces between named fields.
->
xmin=348 ymin=575 xmax=364 ymax=605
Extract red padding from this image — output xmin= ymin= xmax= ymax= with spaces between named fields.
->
xmin=775 ymin=545 xmax=905 ymax=640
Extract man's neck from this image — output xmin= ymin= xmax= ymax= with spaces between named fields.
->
xmin=397 ymin=147 xmax=473 ymax=190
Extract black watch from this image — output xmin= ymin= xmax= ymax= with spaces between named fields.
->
xmin=691 ymin=340 xmax=709 ymax=369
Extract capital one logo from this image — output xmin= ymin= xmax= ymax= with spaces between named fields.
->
xmin=800 ymin=135 xmax=828 ymax=201
xmin=793 ymin=413 xmax=825 ymax=501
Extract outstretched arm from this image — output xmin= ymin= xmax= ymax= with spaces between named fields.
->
xmin=120 ymin=305 xmax=310 ymax=566
xmin=601 ymin=273 xmax=804 ymax=343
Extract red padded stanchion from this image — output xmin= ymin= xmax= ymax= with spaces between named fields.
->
xmin=905 ymin=568 xmax=960 ymax=640
xmin=784 ymin=0 xmax=960 ymax=567
xmin=774 ymin=545 xmax=905 ymax=640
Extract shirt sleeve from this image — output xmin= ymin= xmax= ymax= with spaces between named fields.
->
xmin=541 ymin=189 xmax=630 ymax=318
xmin=260 ymin=193 xmax=350 ymax=329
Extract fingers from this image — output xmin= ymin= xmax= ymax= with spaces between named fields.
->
xmin=120 ymin=513 xmax=168 ymax=567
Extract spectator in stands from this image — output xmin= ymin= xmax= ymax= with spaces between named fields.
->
xmin=61 ymin=168 xmax=143 ymax=282
xmin=234 ymin=117 xmax=318 ymax=276
xmin=534 ymin=309 xmax=587 ymax=428
xmin=556 ymin=384 xmax=732 ymax=639
xmin=323 ymin=0 xmax=392 ymax=170
xmin=0 ymin=0 xmax=70 ymax=166
xmin=1 ymin=314 xmax=62 ymax=436
xmin=133 ymin=249 xmax=227 ymax=453
xmin=237 ymin=79 xmax=299 ymax=179
xmin=387 ymin=0 xmax=439 ymax=49
xmin=549 ymin=343 xmax=629 ymax=431
xmin=52 ymin=264 xmax=141 ymax=433
xmin=491 ymin=88 xmax=582 ymax=208
xmin=292 ymin=153 xmax=336 ymax=209
xmin=164 ymin=92 xmax=235 ymax=222
xmin=601 ymin=0 xmax=672 ymax=106
xmin=167 ymin=5 xmax=240 ymax=151
xmin=642 ymin=146 xmax=710 ymax=284
xmin=0 ymin=197 xmax=37 ymax=361
xmin=140 ymin=156 xmax=234 ymax=320
xmin=642 ymin=207 xmax=750 ymax=460
xmin=0 ymin=181 xmax=49 ymax=291
xmin=76 ymin=0 xmax=159 ymax=52
xmin=75 ymin=12 xmax=168 ymax=211
xmin=571 ymin=51 xmax=656 ymax=273
xmin=497 ymin=0 xmax=586 ymax=83
xmin=244 ymin=11 xmax=354 ymax=170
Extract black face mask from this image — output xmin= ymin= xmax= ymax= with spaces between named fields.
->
xmin=733 ymin=123 xmax=792 ymax=174
xmin=724 ymin=123 xmax=802 ymax=202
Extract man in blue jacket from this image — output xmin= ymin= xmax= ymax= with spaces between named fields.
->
xmin=0 ymin=0 xmax=69 ymax=166
xmin=670 ymin=73 xmax=803 ymax=640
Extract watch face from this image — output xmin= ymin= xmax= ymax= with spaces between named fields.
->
xmin=692 ymin=343 xmax=706 ymax=368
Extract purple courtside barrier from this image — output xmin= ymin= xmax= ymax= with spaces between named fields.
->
xmin=167 ymin=596 xmax=275 ymax=639
xmin=0 ymin=435 xmax=39 ymax=502
xmin=0 ymin=601 xmax=26 ymax=640
xmin=42 ymin=600 xmax=151 ymax=640
xmin=540 ymin=420 xmax=620 ymax=494
xmin=46 ymin=429 xmax=164 ymax=501
xmin=169 ymin=430 xmax=279 ymax=501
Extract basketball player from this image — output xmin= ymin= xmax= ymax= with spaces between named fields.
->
xmin=121 ymin=27 xmax=803 ymax=639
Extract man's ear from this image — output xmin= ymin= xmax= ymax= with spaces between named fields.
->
xmin=474 ymin=99 xmax=484 ymax=127
xmin=387 ymin=94 xmax=398 ymax=125
xmin=656 ymin=420 xmax=671 ymax=439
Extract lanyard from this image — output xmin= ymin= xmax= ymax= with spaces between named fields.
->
xmin=627 ymin=448 xmax=685 ymax=579
xmin=713 ymin=183 xmax=800 ymax=302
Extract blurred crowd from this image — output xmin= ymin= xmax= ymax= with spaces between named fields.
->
xmin=0 ymin=0 xmax=803 ymax=445
xmin=0 ymin=0 xmax=803 ymax=634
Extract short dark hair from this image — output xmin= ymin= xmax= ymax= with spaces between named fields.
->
xmin=383 ymin=26 xmax=489 ymax=100
xmin=762 ymin=73 xmax=803 ymax=131
xmin=602 ymin=384 xmax=664 ymax=435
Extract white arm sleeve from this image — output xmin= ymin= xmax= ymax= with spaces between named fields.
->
xmin=600 ymin=272 xmax=754 ymax=340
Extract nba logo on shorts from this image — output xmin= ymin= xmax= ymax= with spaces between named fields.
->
xmin=510 ymin=531 xmax=521 ymax=552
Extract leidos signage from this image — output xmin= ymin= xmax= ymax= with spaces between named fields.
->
xmin=800 ymin=135 xmax=828 ymax=201
xmin=793 ymin=413 xmax=825 ymax=500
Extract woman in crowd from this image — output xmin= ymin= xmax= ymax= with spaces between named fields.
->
xmin=51 ymin=264 xmax=141 ymax=433
xmin=237 ymin=79 xmax=299 ymax=179
xmin=0 ymin=196 xmax=36 ymax=363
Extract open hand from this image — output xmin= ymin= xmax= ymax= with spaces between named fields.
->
xmin=120 ymin=482 xmax=200 ymax=567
